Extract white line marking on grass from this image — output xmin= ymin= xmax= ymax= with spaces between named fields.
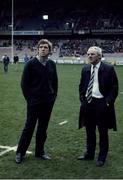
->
xmin=0 ymin=145 xmax=32 ymax=156
xmin=59 ymin=120 xmax=68 ymax=125
xmin=120 ymin=92 xmax=123 ymax=94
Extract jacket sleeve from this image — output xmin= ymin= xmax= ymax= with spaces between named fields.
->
xmin=79 ymin=67 xmax=86 ymax=102
xmin=53 ymin=63 xmax=58 ymax=97
xmin=105 ymin=66 xmax=119 ymax=105
xmin=21 ymin=62 xmax=31 ymax=100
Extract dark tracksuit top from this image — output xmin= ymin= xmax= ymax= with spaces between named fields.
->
xmin=21 ymin=57 xmax=58 ymax=106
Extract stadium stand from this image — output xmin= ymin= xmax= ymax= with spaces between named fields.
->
xmin=0 ymin=0 xmax=123 ymax=64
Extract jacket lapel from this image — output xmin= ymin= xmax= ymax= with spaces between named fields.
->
xmin=86 ymin=64 xmax=91 ymax=82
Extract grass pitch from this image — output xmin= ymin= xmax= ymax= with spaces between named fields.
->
xmin=0 ymin=63 xmax=123 ymax=179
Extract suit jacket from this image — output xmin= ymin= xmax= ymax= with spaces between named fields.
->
xmin=79 ymin=62 xmax=118 ymax=131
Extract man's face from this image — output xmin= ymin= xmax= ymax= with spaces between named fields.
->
xmin=87 ymin=49 xmax=101 ymax=65
xmin=38 ymin=43 xmax=49 ymax=58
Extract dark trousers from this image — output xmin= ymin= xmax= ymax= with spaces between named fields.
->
xmin=16 ymin=101 xmax=54 ymax=156
xmin=4 ymin=64 xmax=9 ymax=72
xmin=85 ymin=98 xmax=109 ymax=162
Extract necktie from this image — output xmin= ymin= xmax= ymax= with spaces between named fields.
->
xmin=86 ymin=65 xmax=96 ymax=103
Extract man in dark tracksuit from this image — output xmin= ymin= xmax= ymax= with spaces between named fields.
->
xmin=78 ymin=46 xmax=118 ymax=167
xmin=13 ymin=54 xmax=19 ymax=64
xmin=15 ymin=39 xmax=58 ymax=163
xmin=2 ymin=54 xmax=10 ymax=73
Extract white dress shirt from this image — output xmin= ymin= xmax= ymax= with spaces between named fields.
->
xmin=86 ymin=62 xmax=103 ymax=98
xmin=92 ymin=62 xmax=103 ymax=98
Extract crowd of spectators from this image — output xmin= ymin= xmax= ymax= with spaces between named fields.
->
xmin=0 ymin=38 xmax=123 ymax=61
xmin=59 ymin=38 xmax=123 ymax=57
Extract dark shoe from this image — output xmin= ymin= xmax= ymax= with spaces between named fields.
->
xmin=77 ymin=153 xmax=94 ymax=160
xmin=15 ymin=153 xmax=23 ymax=164
xmin=35 ymin=154 xmax=51 ymax=160
xmin=96 ymin=160 xmax=105 ymax=167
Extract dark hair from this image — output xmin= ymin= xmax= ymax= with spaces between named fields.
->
xmin=37 ymin=39 xmax=52 ymax=52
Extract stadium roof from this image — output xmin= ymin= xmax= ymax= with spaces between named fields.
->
xmin=1 ymin=0 xmax=122 ymax=13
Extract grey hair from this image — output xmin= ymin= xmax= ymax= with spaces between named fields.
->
xmin=87 ymin=46 xmax=102 ymax=57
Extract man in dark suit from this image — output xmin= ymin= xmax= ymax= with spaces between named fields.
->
xmin=15 ymin=39 xmax=58 ymax=164
xmin=78 ymin=46 xmax=118 ymax=167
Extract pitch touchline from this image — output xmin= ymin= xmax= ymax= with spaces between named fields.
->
xmin=0 ymin=145 xmax=32 ymax=156
xmin=59 ymin=120 xmax=68 ymax=125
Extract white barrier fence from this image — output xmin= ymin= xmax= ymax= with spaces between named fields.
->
xmin=116 ymin=61 xmax=123 ymax=65
xmin=0 ymin=48 xmax=123 ymax=65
